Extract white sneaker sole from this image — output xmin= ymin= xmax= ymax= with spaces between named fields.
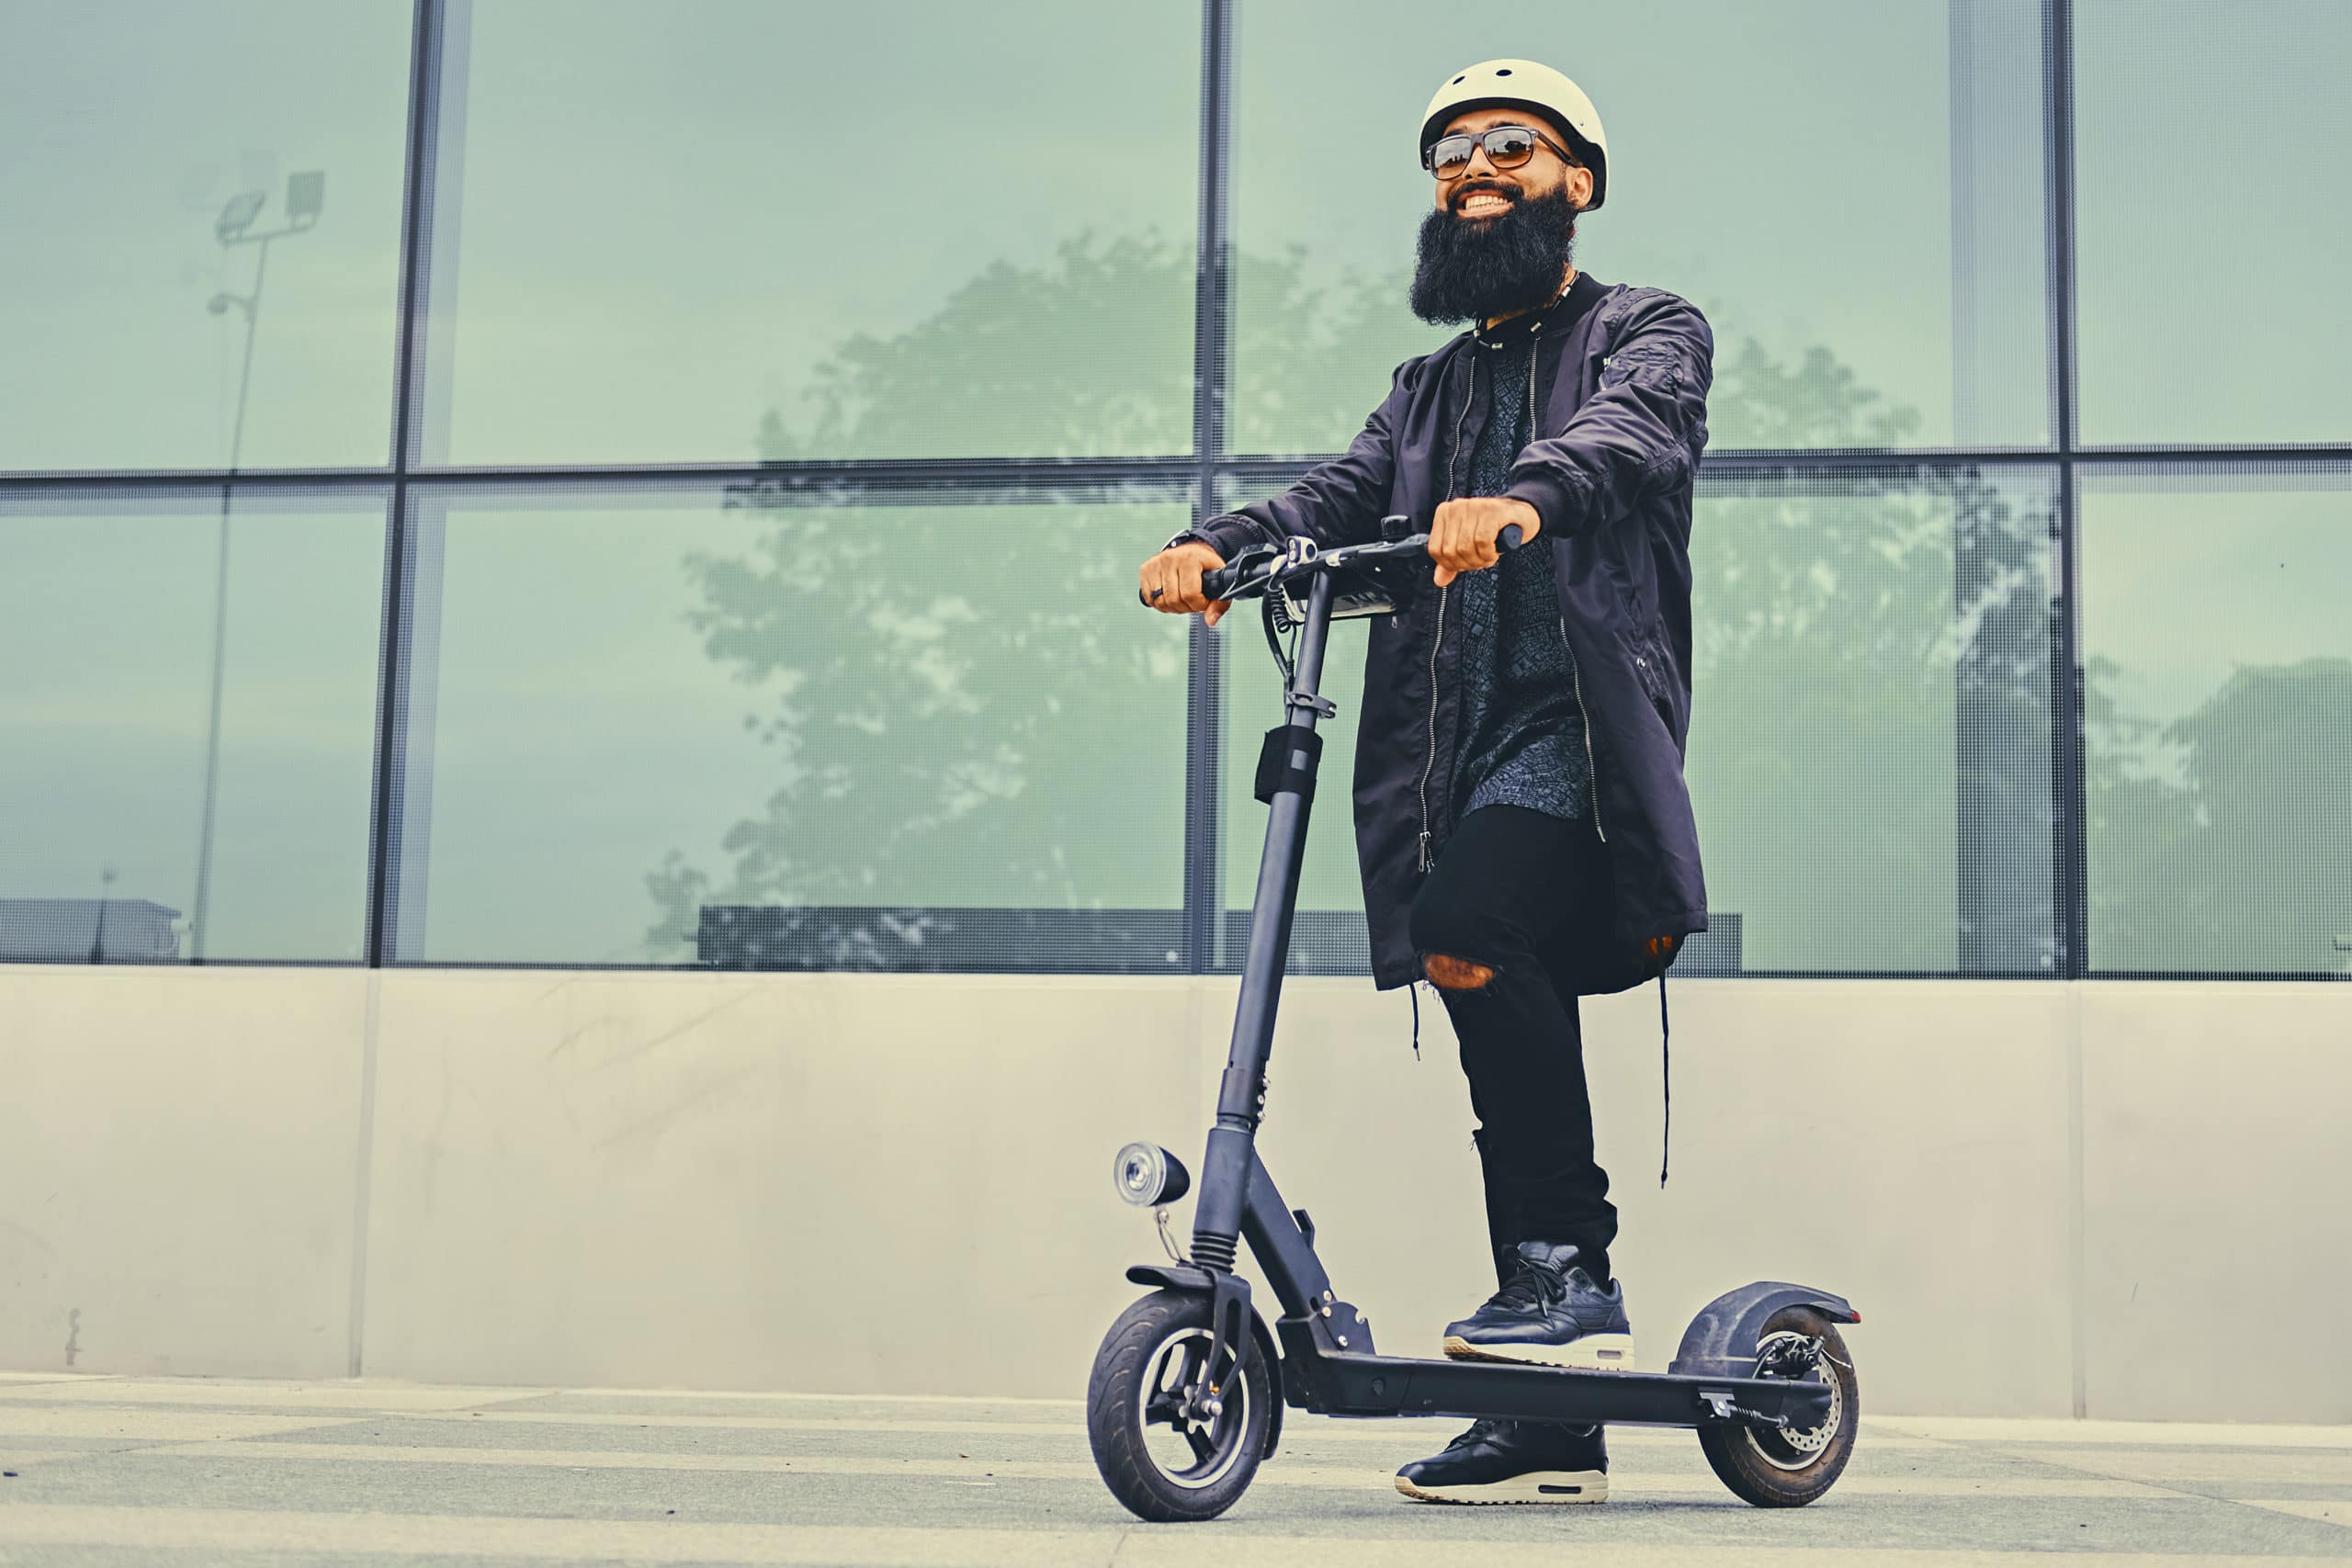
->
xmin=1396 ymin=1467 xmax=1608 ymax=1505
xmin=1442 ymin=1332 xmax=1638 ymax=1371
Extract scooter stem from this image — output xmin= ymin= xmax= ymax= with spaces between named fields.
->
xmin=1190 ymin=569 xmax=1340 ymax=1271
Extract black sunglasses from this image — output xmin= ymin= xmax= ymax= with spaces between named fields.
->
xmin=1422 ymin=123 xmax=1581 ymax=180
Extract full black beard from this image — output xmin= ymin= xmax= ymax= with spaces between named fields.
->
xmin=1408 ymin=181 xmax=1580 ymax=326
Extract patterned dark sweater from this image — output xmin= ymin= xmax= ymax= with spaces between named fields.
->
xmin=1447 ymin=274 xmax=1606 ymax=829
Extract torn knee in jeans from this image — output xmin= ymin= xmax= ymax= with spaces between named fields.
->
xmin=1422 ymin=952 xmax=1498 ymax=990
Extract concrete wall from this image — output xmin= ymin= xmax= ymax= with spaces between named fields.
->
xmin=1 ymin=964 xmax=2346 ymax=1421
xmin=0 ymin=968 xmax=369 ymax=1381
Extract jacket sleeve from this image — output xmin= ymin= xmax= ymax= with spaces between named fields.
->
xmin=1500 ymin=293 xmax=1713 ymax=539
xmin=1160 ymin=356 xmax=1422 ymax=564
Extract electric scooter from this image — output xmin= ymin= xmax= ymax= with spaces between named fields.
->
xmin=1090 ymin=514 xmax=1861 ymax=1521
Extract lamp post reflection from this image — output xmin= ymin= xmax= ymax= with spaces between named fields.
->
xmin=87 ymin=864 xmax=118 ymax=965
xmin=188 ymin=170 xmax=322 ymax=962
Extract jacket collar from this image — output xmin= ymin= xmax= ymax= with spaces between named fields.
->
xmin=1469 ymin=270 xmax=1607 ymax=349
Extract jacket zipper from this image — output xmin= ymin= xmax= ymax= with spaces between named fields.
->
xmin=1528 ymin=337 xmax=1540 ymax=439
xmin=1417 ymin=355 xmax=1475 ymax=873
xmin=1416 ymin=587 xmax=1448 ymax=872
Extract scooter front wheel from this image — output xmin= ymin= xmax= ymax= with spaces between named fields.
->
xmin=1695 ymin=1304 xmax=1860 ymax=1506
xmin=1086 ymin=1288 xmax=1272 ymax=1521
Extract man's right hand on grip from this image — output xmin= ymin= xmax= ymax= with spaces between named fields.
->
xmin=1137 ymin=541 xmax=1234 ymax=628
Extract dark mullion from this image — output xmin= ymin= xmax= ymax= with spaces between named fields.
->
xmin=1219 ymin=446 xmax=2352 ymax=489
xmin=402 ymin=455 xmax=1208 ymax=489
xmin=1184 ymin=0 xmax=1234 ymax=976
xmin=2065 ymin=445 xmax=2352 ymax=464
xmin=365 ymin=0 xmax=443 ymax=969
xmin=14 ymin=444 xmax=2352 ymax=498
xmin=1692 ymin=446 xmax=2352 ymax=468
xmin=0 ymin=468 xmax=396 ymax=491
xmin=1223 ymin=447 xmax=2063 ymax=478
xmin=2055 ymin=460 xmax=2086 ymax=976
xmin=2048 ymin=0 xmax=2080 ymax=459
xmin=2044 ymin=0 xmax=2088 ymax=979
xmin=0 ymin=457 xmax=1201 ymax=494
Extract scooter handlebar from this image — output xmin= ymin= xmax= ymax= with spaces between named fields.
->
xmin=1137 ymin=519 xmax=1522 ymax=609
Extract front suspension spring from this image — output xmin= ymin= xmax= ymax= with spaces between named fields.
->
xmin=1190 ymin=1232 xmax=1238 ymax=1273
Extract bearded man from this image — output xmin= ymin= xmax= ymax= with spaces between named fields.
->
xmin=1138 ymin=58 xmax=1714 ymax=1505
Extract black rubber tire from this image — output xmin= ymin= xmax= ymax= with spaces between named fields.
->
xmin=1695 ymin=1305 xmax=1860 ymax=1507
xmin=1086 ymin=1288 xmax=1272 ymax=1522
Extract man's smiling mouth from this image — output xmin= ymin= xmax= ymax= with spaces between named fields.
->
xmin=1457 ymin=190 xmax=1512 ymax=218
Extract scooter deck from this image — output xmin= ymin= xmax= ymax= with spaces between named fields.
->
xmin=1274 ymin=1325 xmax=1835 ymax=1431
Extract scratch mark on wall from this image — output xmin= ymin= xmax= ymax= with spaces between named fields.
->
xmin=594 ymin=991 xmax=759 ymax=1074
xmin=591 ymin=1064 xmax=762 ymax=1152
xmin=546 ymin=1019 xmax=605 ymax=1060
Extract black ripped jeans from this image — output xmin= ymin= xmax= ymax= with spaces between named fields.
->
xmin=1408 ymin=803 xmax=1618 ymax=1292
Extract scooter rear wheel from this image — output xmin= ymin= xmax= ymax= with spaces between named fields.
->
xmin=1695 ymin=1304 xmax=1860 ymax=1506
xmin=1086 ymin=1288 xmax=1272 ymax=1521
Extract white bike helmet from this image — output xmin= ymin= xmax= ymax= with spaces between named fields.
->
xmin=1419 ymin=59 xmax=1611 ymax=210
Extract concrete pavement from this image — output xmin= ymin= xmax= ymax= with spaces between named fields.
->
xmin=1 ymin=1371 xmax=2347 ymax=1564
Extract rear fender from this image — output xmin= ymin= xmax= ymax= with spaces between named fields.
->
xmin=1668 ymin=1280 xmax=1860 ymax=1380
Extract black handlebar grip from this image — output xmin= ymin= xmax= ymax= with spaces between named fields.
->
xmin=1136 ymin=569 xmax=1240 ymax=606
xmin=1138 ymin=543 xmax=1240 ymax=607
xmin=1497 ymin=523 xmax=1523 ymax=552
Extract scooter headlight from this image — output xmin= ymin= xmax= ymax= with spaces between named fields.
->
xmin=1112 ymin=1142 xmax=1190 ymax=1207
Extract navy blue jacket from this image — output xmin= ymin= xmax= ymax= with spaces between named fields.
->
xmin=1170 ymin=281 xmax=1713 ymax=994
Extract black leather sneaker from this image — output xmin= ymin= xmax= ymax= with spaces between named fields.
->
xmin=1441 ymin=1240 xmax=1636 ymax=1371
xmin=1394 ymin=1416 xmax=1609 ymax=1504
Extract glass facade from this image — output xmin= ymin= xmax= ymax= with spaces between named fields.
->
xmin=3 ymin=1 xmax=2340 ymax=980
xmin=413 ymin=0 xmax=1199 ymax=466
xmin=0 ymin=489 xmax=387 ymax=963
xmin=0 ymin=2 xmax=413 ymax=471
xmin=1687 ymin=467 xmax=2058 ymax=975
xmin=2079 ymin=468 xmax=2352 ymax=975
xmin=391 ymin=482 xmax=1192 ymax=966
xmin=1229 ymin=0 xmax=2051 ymax=456
xmin=2073 ymin=1 xmax=2352 ymax=447
xmin=1222 ymin=464 xmax=2061 ymax=977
